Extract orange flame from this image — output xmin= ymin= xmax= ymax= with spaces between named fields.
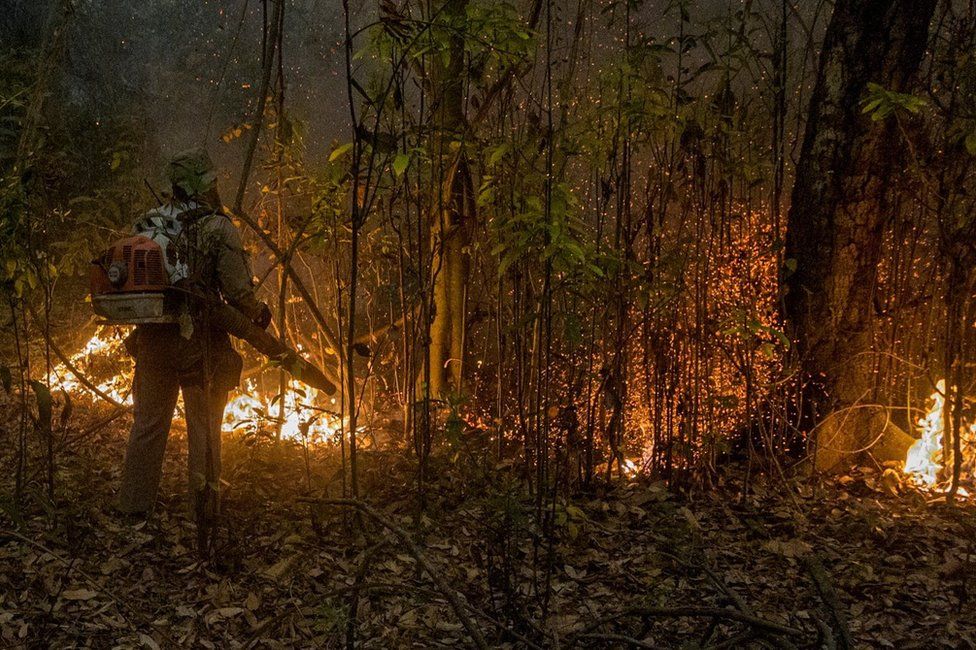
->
xmin=904 ymin=379 xmax=974 ymax=495
xmin=51 ymin=328 xmax=343 ymax=445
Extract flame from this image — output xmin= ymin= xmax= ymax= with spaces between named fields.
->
xmin=51 ymin=328 xmax=344 ymax=445
xmin=621 ymin=457 xmax=641 ymax=478
xmin=904 ymin=379 xmax=975 ymax=495
xmin=48 ymin=328 xmax=133 ymax=405
xmin=224 ymin=380 xmax=343 ymax=443
xmin=904 ymin=381 xmax=946 ymax=486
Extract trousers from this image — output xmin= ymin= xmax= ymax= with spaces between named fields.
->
xmin=117 ymin=326 xmax=237 ymax=518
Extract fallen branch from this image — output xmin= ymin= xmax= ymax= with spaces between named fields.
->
xmin=813 ymin=616 xmax=837 ymax=650
xmin=691 ymin=556 xmax=799 ymax=648
xmin=346 ymin=539 xmax=388 ymax=649
xmin=303 ymin=498 xmax=488 ymax=649
xmin=803 ymin=554 xmax=852 ymax=650
xmin=27 ymin=305 xmax=127 ymax=409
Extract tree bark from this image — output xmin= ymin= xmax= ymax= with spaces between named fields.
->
xmin=784 ymin=0 xmax=936 ymax=470
xmin=427 ymin=0 xmax=472 ymax=398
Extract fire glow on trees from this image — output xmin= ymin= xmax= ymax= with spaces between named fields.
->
xmin=47 ymin=331 xmax=976 ymax=489
xmin=48 ymin=327 xmax=344 ymax=444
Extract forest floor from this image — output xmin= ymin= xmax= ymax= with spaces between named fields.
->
xmin=1 ymin=398 xmax=975 ymax=649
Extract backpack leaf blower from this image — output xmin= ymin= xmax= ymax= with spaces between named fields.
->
xmin=89 ymin=205 xmax=336 ymax=395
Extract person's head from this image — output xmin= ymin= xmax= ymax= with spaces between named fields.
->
xmin=167 ymin=147 xmax=221 ymax=207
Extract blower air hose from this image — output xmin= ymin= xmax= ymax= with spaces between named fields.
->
xmin=208 ymin=301 xmax=337 ymax=395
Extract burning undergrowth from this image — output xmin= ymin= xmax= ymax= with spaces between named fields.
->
xmin=43 ymin=326 xmax=976 ymax=497
xmin=48 ymin=327 xmax=346 ymax=446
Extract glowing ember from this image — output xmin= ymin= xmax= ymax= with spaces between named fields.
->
xmin=51 ymin=328 xmax=343 ymax=445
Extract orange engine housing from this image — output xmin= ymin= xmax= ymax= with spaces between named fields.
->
xmin=90 ymin=235 xmax=169 ymax=295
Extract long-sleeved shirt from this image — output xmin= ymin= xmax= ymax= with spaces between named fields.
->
xmin=187 ymin=211 xmax=264 ymax=321
xmin=128 ymin=202 xmax=261 ymax=390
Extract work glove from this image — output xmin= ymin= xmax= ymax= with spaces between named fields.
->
xmin=253 ymin=303 xmax=273 ymax=330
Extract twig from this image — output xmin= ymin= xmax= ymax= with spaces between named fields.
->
xmin=575 ymin=632 xmax=663 ymax=648
xmin=657 ymin=549 xmax=756 ymax=617
xmin=373 ymin=579 xmax=545 ymax=649
xmin=232 ymin=0 xmax=281 ymax=215
xmin=27 ymin=305 xmax=127 ymax=409
xmin=691 ymin=556 xmax=798 ymax=648
xmin=242 ymin=608 xmax=296 ymax=649
xmin=302 ymin=498 xmax=488 ymax=649
xmin=227 ymin=0 xmax=343 ymax=375
xmin=230 ymin=206 xmax=344 ymax=377
xmin=346 ymin=539 xmax=387 ymax=649
xmin=705 ymin=631 xmax=755 ymax=649
xmin=571 ymin=606 xmax=805 ymax=643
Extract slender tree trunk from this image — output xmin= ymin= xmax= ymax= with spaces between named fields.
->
xmin=783 ymin=0 xmax=936 ymax=470
xmin=427 ymin=0 xmax=472 ymax=398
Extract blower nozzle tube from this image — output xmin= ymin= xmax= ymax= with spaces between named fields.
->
xmin=209 ymin=302 xmax=337 ymax=395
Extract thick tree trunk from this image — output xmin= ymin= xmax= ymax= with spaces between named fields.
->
xmin=784 ymin=0 xmax=935 ymax=470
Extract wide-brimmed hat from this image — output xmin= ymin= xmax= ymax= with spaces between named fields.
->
xmin=167 ymin=147 xmax=218 ymax=198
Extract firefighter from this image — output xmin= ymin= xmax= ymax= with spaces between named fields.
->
xmin=116 ymin=148 xmax=271 ymax=529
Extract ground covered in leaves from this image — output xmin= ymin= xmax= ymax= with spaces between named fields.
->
xmin=1 ymin=399 xmax=975 ymax=648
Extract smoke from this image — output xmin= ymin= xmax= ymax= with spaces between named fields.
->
xmin=3 ymin=0 xmax=353 ymax=195
xmin=1 ymin=0 xmax=819 ymax=199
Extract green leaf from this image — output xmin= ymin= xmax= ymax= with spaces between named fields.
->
xmin=488 ymin=142 xmax=510 ymax=166
xmin=29 ymin=380 xmax=52 ymax=433
xmin=757 ymin=324 xmax=791 ymax=350
xmin=393 ymin=153 xmax=409 ymax=177
xmin=965 ymin=132 xmax=976 ymax=156
xmin=860 ymin=83 xmax=926 ymax=122
xmin=329 ymin=142 xmax=354 ymax=162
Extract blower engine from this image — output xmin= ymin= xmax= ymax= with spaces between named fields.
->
xmin=89 ymin=205 xmax=337 ymax=395
xmin=90 ymin=207 xmax=185 ymax=323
